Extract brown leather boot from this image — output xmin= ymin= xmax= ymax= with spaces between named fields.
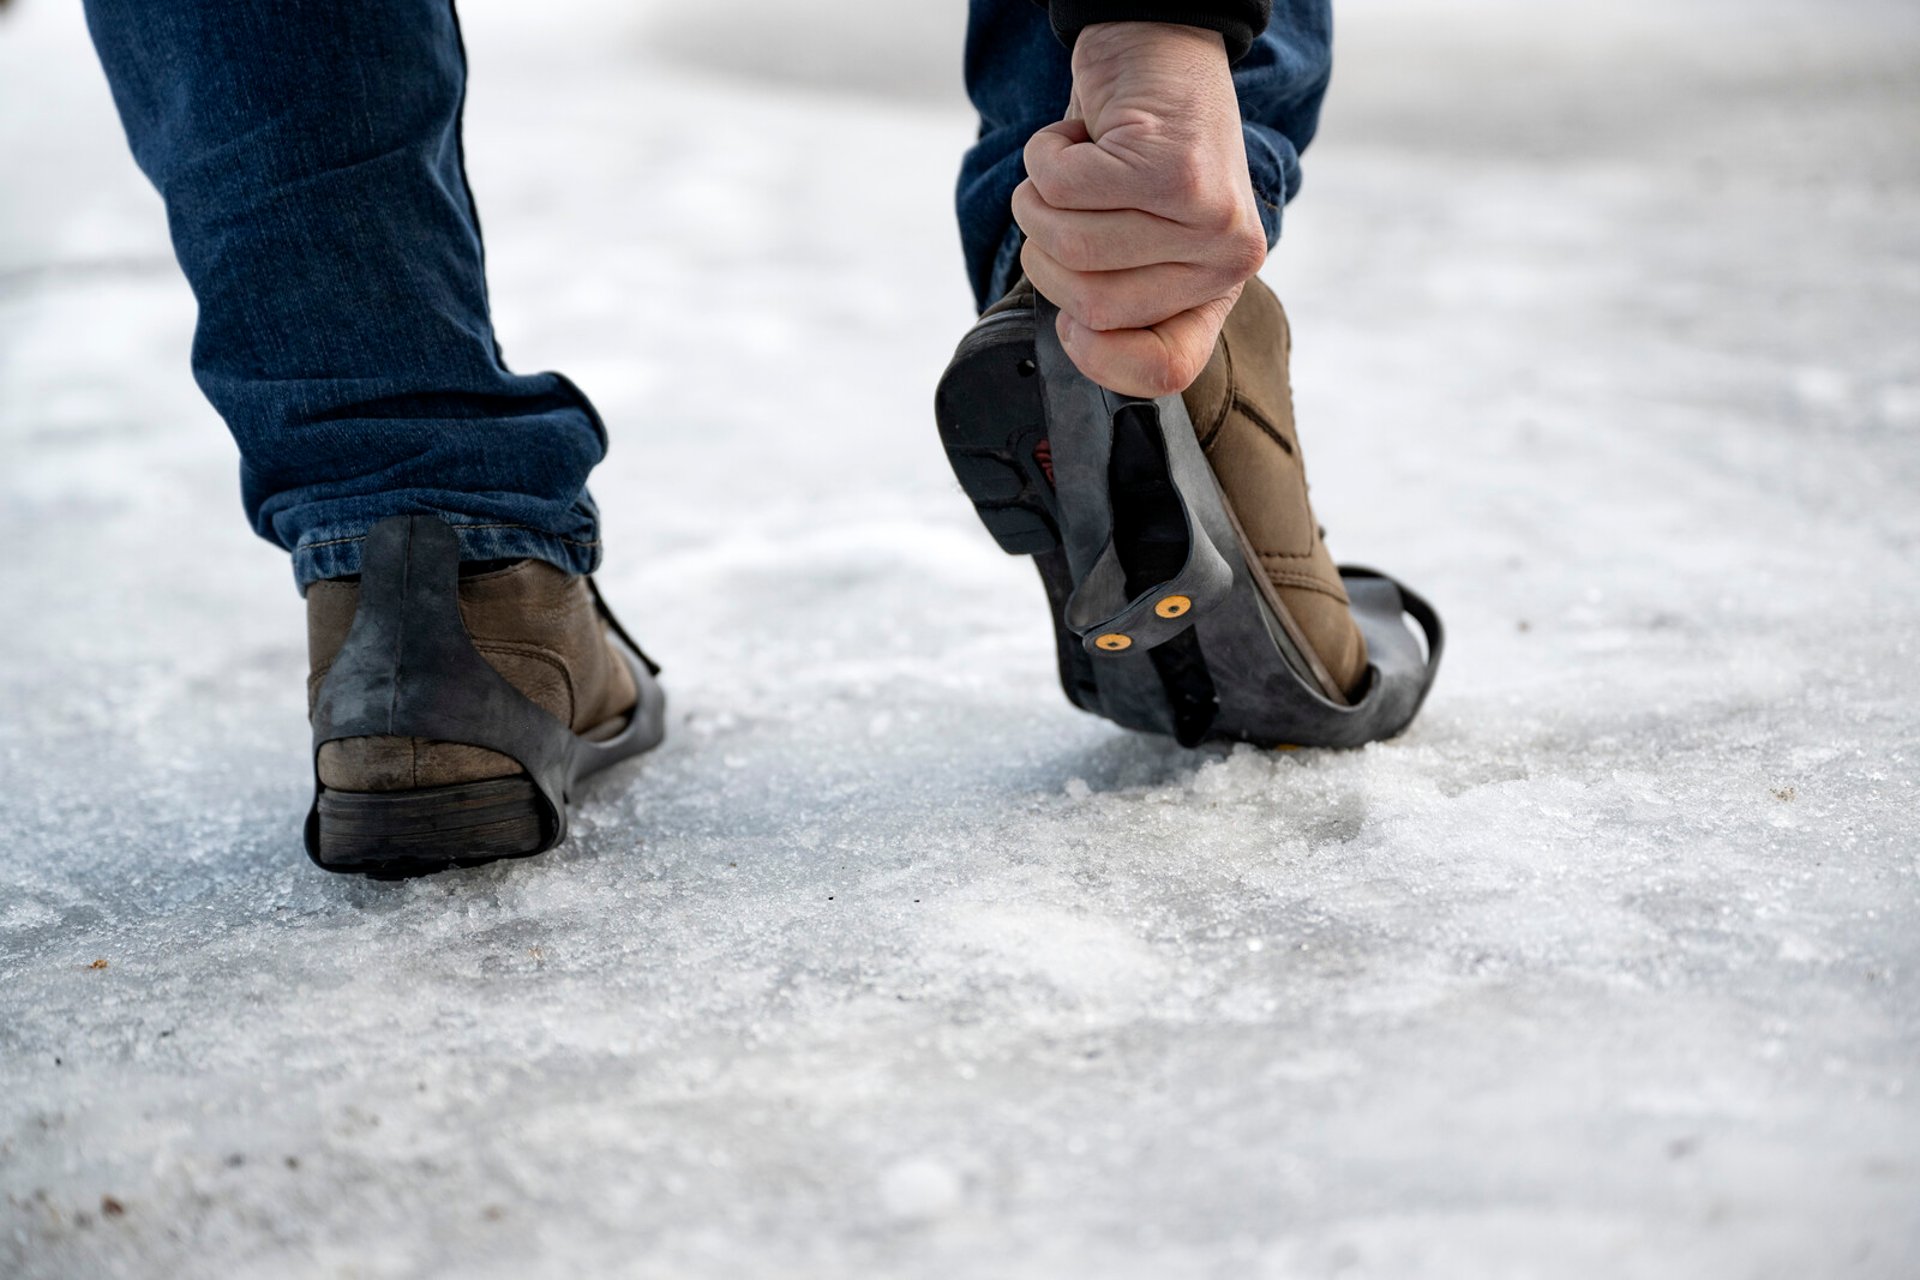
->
xmin=937 ymin=277 xmax=1442 ymax=748
xmin=1180 ymin=276 xmax=1368 ymax=699
xmin=304 ymin=516 xmax=666 ymax=875
xmin=308 ymin=560 xmax=639 ymax=791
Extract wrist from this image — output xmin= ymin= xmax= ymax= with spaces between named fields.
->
xmin=1075 ymin=20 xmax=1230 ymax=67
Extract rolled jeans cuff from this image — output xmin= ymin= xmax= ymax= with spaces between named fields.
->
xmin=1244 ymin=126 xmax=1290 ymax=250
xmin=291 ymin=511 xmax=602 ymax=591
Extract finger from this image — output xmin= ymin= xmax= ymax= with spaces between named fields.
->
xmin=1011 ymin=180 xmax=1191 ymax=273
xmin=1055 ymin=289 xmax=1240 ymax=399
xmin=1022 ymin=120 xmax=1143 ymax=212
xmin=1023 ymin=241 xmax=1234 ymax=334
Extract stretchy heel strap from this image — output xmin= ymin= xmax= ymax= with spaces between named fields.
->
xmin=1033 ymin=297 xmax=1235 ymax=657
xmin=304 ymin=515 xmax=583 ymax=860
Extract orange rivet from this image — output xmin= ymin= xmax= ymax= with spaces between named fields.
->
xmin=1094 ymin=633 xmax=1133 ymax=652
xmin=1155 ymin=595 xmax=1192 ymax=619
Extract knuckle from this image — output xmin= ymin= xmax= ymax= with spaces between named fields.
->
xmin=1222 ymin=225 xmax=1267 ymax=277
xmin=1051 ymin=225 xmax=1098 ymax=273
xmin=1024 ymin=170 xmax=1057 ymax=210
xmin=1024 ymin=160 xmax=1073 ymax=212
xmin=1009 ymin=178 xmax=1038 ymax=221
xmin=1017 ymin=238 xmax=1041 ymax=278
xmin=1086 ymin=286 xmax=1141 ymax=334
xmin=1062 ymin=283 xmax=1101 ymax=330
xmin=1210 ymin=191 xmax=1260 ymax=238
xmin=1044 ymin=271 xmax=1094 ymax=328
xmin=1189 ymin=190 xmax=1236 ymax=233
xmin=1020 ymin=152 xmax=1053 ymax=196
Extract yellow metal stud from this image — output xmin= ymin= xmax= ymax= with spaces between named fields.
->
xmin=1155 ymin=595 xmax=1192 ymax=619
xmin=1094 ymin=633 xmax=1133 ymax=652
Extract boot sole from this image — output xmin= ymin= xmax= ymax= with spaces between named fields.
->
xmin=315 ymin=776 xmax=546 ymax=878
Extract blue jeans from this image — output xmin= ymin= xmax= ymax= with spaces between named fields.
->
xmin=84 ymin=0 xmax=1331 ymax=588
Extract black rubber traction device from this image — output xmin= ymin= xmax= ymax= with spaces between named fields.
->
xmin=305 ymin=514 xmax=667 ymax=877
xmin=934 ymin=293 xmax=1443 ymax=749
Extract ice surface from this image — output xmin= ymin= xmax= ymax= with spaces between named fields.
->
xmin=2 ymin=0 xmax=1918 ymax=1276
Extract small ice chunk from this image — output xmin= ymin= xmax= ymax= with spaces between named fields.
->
xmin=878 ymin=1157 xmax=963 ymax=1222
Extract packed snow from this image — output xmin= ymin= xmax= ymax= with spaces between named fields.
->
xmin=2 ymin=0 xmax=1917 ymax=1276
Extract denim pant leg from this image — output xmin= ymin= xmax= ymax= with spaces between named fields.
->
xmin=956 ymin=0 xmax=1334 ymax=311
xmin=82 ymin=0 xmax=607 ymax=589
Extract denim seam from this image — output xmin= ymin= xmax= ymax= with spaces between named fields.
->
xmin=299 ymin=523 xmax=602 ymax=552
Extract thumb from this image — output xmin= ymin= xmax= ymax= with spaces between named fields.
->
xmin=1034 ymin=115 xmax=1090 ymax=147
xmin=1056 ymin=290 xmax=1236 ymax=399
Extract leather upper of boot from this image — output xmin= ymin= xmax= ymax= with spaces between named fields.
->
xmin=307 ymin=559 xmax=639 ymax=792
xmin=1181 ymin=277 xmax=1369 ymax=698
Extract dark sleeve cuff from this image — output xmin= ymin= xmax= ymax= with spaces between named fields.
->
xmin=1039 ymin=1 xmax=1273 ymax=64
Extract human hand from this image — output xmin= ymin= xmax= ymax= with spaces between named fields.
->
xmin=1013 ymin=22 xmax=1268 ymax=398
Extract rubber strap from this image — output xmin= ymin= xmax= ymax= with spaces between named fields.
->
xmin=1033 ymin=297 xmax=1236 ymax=656
xmin=304 ymin=516 xmax=584 ymax=859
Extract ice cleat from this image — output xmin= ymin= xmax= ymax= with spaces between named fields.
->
xmin=304 ymin=514 xmax=666 ymax=877
xmin=934 ymin=278 xmax=1442 ymax=748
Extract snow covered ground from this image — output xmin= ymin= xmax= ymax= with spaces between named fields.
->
xmin=2 ymin=0 xmax=1917 ymax=1275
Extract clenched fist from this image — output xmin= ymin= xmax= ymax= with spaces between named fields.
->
xmin=1014 ymin=22 xmax=1268 ymax=398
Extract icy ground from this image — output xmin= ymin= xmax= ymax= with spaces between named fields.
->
xmin=2 ymin=0 xmax=1918 ymax=1275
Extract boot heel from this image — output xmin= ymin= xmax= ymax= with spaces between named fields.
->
xmin=305 ymin=514 xmax=666 ymax=877
xmin=314 ymin=777 xmax=546 ymax=876
xmin=935 ymin=310 xmax=1062 ymax=555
